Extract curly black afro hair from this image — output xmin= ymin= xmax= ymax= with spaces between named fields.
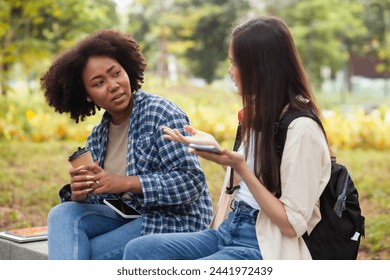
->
xmin=41 ymin=30 xmax=146 ymax=123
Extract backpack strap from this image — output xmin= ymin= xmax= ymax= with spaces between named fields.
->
xmin=274 ymin=108 xmax=324 ymax=157
xmin=226 ymin=123 xmax=242 ymax=194
xmin=273 ymin=108 xmax=327 ymax=198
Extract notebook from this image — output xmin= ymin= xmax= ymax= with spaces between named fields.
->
xmin=0 ymin=226 xmax=48 ymax=243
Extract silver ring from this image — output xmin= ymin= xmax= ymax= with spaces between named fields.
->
xmin=96 ymin=180 xmax=100 ymax=185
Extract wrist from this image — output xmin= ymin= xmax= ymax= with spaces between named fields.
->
xmin=126 ymin=176 xmax=142 ymax=194
xmin=124 ymin=176 xmax=133 ymax=192
xmin=60 ymin=183 xmax=87 ymax=202
xmin=70 ymin=192 xmax=87 ymax=202
xmin=232 ymin=160 xmax=248 ymax=176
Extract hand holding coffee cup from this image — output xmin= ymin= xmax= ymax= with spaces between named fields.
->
xmin=68 ymin=147 xmax=98 ymax=200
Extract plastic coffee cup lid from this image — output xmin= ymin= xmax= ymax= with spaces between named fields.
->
xmin=68 ymin=147 xmax=90 ymax=161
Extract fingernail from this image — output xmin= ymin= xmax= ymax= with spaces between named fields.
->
xmin=86 ymin=175 xmax=95 ymax=179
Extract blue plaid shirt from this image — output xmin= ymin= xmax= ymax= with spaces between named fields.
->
xmin=61 ymin=90 xmax=212 ymax=235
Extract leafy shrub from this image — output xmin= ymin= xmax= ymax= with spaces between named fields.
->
xmin=1 ymin=83 xmax=389 ymax=151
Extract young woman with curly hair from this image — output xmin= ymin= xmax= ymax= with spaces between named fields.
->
xmin=41 ymin=30 xmax=212 ymax=260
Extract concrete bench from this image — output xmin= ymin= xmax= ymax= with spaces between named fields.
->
xmin=0 ymin=238 xmax=48 ymax=260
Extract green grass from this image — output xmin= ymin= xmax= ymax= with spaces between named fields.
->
xmin=0 ymin=141 xmax=80 ymax=228
xmin=0 ymin=140 xmax=389 ymax=259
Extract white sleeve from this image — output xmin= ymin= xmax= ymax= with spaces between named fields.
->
xmin=279 ymin=117 xmax=331 ymax=236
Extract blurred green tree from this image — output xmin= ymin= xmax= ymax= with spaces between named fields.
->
xmin=1 ymin=0 xmax=388 ymax=92
xmin=127 ymin=0 xmax=250 ymax=84
xmin=0 ymin=0 xmax=119 ymax=96
xmin=264 ymin=0 xmax=368 ymax=88
xmin=361 ymin=0 xmax=389 ymax=90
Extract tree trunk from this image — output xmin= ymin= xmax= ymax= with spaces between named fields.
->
xmin=156 ymin=0 xmax=168 ymax=86
xmin=0 ymin=62 xmax=9 ymax=96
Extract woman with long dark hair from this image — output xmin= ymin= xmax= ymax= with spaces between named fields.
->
xmin=123 ymin=16 xmax=331 ymax=260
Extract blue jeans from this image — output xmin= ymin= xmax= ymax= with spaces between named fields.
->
xmin=123 ymin=200 xmax=262 ymax=260
xmin=47 ymin=202 xmax=143 ymax=259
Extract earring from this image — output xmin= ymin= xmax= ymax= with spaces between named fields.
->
xmin=86 ymin=97 xmax=92 ymax=102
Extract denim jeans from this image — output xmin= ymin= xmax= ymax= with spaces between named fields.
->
xmin=47 ymin=202 xmax=143 ymax=259
xmin=123 ymin=200 xmax=262 ymax=260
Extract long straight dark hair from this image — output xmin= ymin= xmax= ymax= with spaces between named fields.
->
xmin=231 ymin=16 xmax=321 ymax=194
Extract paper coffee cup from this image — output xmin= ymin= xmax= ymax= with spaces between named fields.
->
xmin=68 ymin=147 xmax=94 ymax=173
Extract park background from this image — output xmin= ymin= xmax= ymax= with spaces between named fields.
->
xmin=0 ymin=0 xmax=389 ymax=259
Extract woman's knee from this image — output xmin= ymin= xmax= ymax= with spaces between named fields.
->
xmin=123 ymin=235 xmax=166 ymax=260
xmin=48 ymin=202 xmax=80 ymax=223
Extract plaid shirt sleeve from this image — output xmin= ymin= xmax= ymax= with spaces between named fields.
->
xmin=137 ymin=106 xmax=206 ymax=207
xmin=129 ymin=93 xmax=212 ymax=233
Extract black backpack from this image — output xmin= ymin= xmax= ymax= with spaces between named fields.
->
xmin=274 ymin=108 xmax=365 ymax=259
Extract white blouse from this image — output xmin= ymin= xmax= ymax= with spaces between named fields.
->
xmin=236 ymin=135 xmax=261 ymax=210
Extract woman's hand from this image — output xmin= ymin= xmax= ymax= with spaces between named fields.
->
xmin=86 ymin=165 xmax=137 ymax=195
xmin=69 ymin=163 xmax=142 ymax=201
xmin=69 ymin=164 xmax=97 ymax=202
xmin=161 ymin=125 xmax=246 ymax=170
xmin=191 ymin=148 xmax=246 ymax=171
xmin=69 ymin=162 xmax=130 ymax=201
xmin=161 ymin=125 xmax=221 ymax=148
